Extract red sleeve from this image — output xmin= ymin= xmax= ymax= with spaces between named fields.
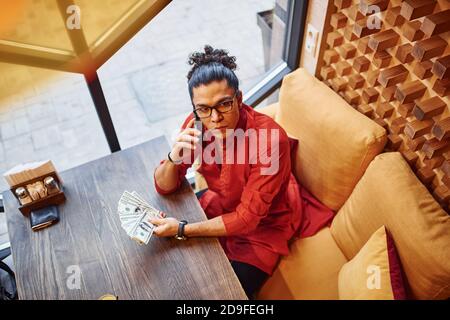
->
xmin=153 ymin=114 xmax=195 ymax=195
xmin=153 ymin=160 xmax=191 ymax=195
xmin=221 ymin=134 xmax=291 ymax=235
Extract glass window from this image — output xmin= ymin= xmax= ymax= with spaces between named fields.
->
xmin=73 ymin=0 xmax=141 ymax=47
xmin=255 ymin=89 xmax=280 ymax=110
xmin=98 ymin=0 xmax=290 ymax=148
xmin=0 ymin=65 xmax=109 ymax=192
xmin=0 ymin=0 xmax=72 ymax=50
xmin=0 ymin=0 xmax=295 ymax=193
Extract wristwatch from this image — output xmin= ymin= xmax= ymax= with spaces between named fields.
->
xmin=175 ymin=220 xmax=188 ymax=240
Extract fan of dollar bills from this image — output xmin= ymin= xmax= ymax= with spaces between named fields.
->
xmin=117 ymin=191 xmax=164 ymax=245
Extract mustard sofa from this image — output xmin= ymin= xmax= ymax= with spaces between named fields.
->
xmin=254 ymin=68 xmax=450 ymax=300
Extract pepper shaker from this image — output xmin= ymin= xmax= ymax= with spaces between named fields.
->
xmin=44 ymin=176 xmax=60 ymax=195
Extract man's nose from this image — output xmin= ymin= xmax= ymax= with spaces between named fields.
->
xmin=210 ymin=108 xmax=223 ymax=122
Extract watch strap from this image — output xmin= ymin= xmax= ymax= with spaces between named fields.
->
xmin=176 ymin=220 xmax=188 ymax=240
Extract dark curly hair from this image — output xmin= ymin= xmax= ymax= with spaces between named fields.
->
xmin=187 ymin=45 xmax=239 ymax=100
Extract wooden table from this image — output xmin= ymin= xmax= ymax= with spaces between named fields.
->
xmin=3 ymin=136 xmax=247 ymax=300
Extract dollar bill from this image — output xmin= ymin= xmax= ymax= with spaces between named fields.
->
xmin=129 ymin=214 xmax=155 ymax=245
xmin=117 ymin=190 xmax=163 ymax=245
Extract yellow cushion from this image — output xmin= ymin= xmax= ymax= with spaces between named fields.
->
xmin=331 ymin=152 xmax=450 ymax=299
xmin=257 ymin=228 xmax=348 ymax=300
xmin=338 ymin=226 xmax=405 ymax=300
xmin=255 ymin=102 xmax=278 ymax=119
xmin=276 ymin=68 xmax=387 ymax=210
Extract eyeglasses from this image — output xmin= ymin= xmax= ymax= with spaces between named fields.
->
xmin=193 ymin=93 xmax=236 ymax=119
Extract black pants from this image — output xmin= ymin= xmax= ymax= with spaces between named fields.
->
xmin=230 ymin=261 xmax=268 ymax=299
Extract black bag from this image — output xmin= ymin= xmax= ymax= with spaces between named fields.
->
xmin=0 ymin=247 xmax=17 ymax=300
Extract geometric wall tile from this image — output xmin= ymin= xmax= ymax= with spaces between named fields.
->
xmin=319 ymin=0 xmax=450 ymax=212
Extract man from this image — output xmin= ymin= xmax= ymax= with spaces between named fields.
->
xmin=152 ymin=45 xmax=333 ymax=298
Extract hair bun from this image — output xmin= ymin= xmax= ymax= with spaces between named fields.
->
xmin=187 ymin=45 xmax=237 ymax=80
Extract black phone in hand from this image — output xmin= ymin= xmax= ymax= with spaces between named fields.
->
xmin=194 ymin=115 xmax=203 ymax=146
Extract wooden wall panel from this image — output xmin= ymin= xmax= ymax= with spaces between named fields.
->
xmin=299 ymin=0 xmax=333 ymax=76
xmin=319 ymin=0 xmax=450 ymax=212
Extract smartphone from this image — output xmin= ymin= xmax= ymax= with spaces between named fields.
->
xmin=194 ymin=114 xmax=203 ymax=146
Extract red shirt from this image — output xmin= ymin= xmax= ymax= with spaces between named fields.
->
xmin=154 ymin=104 xmax=334 ymax=275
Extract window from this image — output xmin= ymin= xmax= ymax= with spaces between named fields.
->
xmin=0 ymin=67 xmax=109 ymax=192
xmin=98 ymin=0 xmax=294 ymax=148
xmin=0 ymin=0 xmax=307 ymax=191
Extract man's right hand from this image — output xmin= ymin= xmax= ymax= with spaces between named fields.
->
xmin=169 ymin=118 xmax=201 ymax=164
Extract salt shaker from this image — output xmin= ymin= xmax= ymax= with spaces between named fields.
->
xmin=15 ymin=187 xmax=32 ymax=205
xmin=44 ymin=176 xmax=60 ymax=195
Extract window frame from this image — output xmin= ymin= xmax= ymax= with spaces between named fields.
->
xmin=243 ymin=0 xmax=308 ymax=107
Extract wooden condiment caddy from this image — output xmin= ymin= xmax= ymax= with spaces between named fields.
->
xmin=10 ymin=171 xmax=66 ymax=216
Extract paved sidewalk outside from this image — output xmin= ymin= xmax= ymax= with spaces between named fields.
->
xmin=0 ymin=0 xmax=275 ymax=193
